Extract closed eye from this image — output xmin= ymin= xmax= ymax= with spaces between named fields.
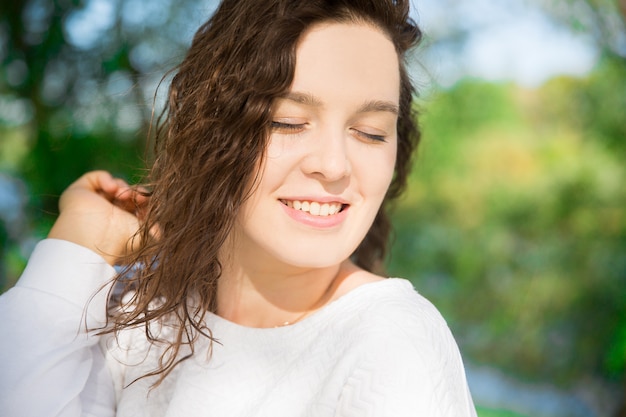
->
xmin=271 ymin=121 xmax=306 ymax=133
xmin=351 ymin=128 xmax=387 ymax=143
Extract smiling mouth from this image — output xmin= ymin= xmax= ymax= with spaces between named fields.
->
xmin=280 ymin=199 xmax=347 ymax=216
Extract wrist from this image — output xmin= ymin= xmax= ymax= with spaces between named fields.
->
xmin=48 ymin=213 xmax=122 ymax=266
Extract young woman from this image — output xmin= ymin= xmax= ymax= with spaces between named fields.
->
xmin=0 ymin=0 xmax=477 ymax=415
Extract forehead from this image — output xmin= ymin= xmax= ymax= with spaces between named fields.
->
xmin=291 ymin=22 xmax=400 ymax=105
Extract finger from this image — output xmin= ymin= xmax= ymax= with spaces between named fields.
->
xmin=113 ymin=189 xmax=152 ymax=219
xmin=114 ymin=178 xmax=129 ymax=190
xmin=114 ymin=184 xmax=151 ymax=209
xmin=112 ymin=194 xmax=140 ymax=214
xmin=89 ymin=172 xmax=130 ymax=203
xmin=79 ymin=170 xmax=116 ymax=193
xmin=98 ymin=174 xmax=127 ymax=198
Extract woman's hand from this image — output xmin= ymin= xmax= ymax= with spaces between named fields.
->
xmin=48 ymin=170 xmax=150 ymax=266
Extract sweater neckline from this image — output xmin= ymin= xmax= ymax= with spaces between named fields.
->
xmin=204 ymin=277 xmax=412 ymax=335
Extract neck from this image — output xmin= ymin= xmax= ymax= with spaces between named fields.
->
xmin=216 ymin=256 xmax=349 ymax=328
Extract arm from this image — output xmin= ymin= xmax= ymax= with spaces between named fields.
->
xmin=0 ymin=240 xmax=117 ymax=416
xmin=0 ymin=171 xmax=147 ymax=417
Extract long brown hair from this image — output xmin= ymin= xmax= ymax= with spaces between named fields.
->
xmin=105 ymin=0 xmax=422 ymax=386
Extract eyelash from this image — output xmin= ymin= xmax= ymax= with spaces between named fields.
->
xmin=271 ymin=121 xmax=305 ymax=132
xmin=271 ymin=122 xmax=387 ymax=143
xmin=352 ymin=129 xmax=387 ymax=142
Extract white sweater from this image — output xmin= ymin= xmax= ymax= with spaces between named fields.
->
xmin=0 ymin=239 xmax=476 ymax=417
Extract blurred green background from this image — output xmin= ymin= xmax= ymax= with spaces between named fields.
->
xmin=0 ymin=0 xmax=624 ymax=416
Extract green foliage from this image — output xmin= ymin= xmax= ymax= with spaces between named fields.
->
xmin=476 ymin=406 xmax=530 ymax=417
xmin=540 ymin=55 xmax=626 ymax=157
xmin=413 ymin=80 xmax=522 ymax=182
xmin=606 ymin=320 xmax=626 ymax=377
xmin=389 ymin=66 xmax=626 ymax=387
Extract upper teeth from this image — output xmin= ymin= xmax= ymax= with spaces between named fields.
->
xmin=283 ymin=200 xmax=343 ymax=216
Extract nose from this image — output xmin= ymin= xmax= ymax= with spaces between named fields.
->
xmin=301 ymin=128 xmax=352 ymax=181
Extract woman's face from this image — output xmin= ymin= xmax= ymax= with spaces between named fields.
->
xmin=232 ymin=22 xmax=400 ymax=271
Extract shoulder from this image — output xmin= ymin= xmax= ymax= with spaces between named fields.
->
xmin=355 ymin=278 xmax=462 ymax=369
xmin=334 ymin=263 xmax=447 ymax=331
xmin=325 ymin=277 xmax=462 ymax=371
xmin=334 ymin=277 xmax=451 ymax=342
xmin=325 ymin=278 xmax=476 ymax=416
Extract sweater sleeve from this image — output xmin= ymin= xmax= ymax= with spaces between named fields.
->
xmin=334 ymin=288 xmax=477 ymax=417
xmin=0 ymin=239 xmax=118 ymax=417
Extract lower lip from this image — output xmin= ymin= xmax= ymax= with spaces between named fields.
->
xmin=280 ymin=202 xmax=349 ymax=228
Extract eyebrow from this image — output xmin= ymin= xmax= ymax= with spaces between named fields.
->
xmin=281 ymin=92 xmax=399 ymax=115
xmin=357 ymin=100 xmax=399 ymax=115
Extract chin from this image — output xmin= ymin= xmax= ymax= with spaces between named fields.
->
xmin=272 ymin=246 xmax=356 ymax=270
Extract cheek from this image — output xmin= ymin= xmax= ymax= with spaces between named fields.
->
xmin=262 ymin=136 xmax=302 ymax=182
xmin=265 ymin=138 xmax=284 ymax=160
xmin=355 ymin=142 xmax=397 ymax=198
xmin=265 ymin=134 xmax=301 ymax=160
xmin=254 ymin=135 xmax=295 ymax=185
xmin=239 ymin=139 xmax=298 ymax=219
xmin=384 ymin=141 xmax=398 ymax=185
